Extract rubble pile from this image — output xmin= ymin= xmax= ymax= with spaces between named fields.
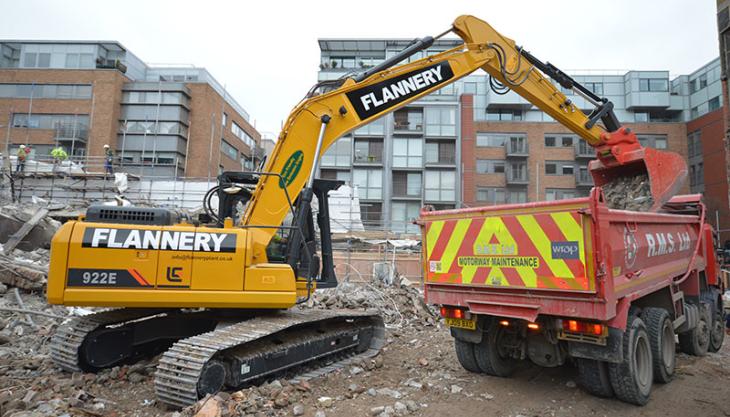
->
xmin=0 ymin=205 xmax=61 ymax=252
xmin=302 ymin=280 xmax=438 ymax=327
xmin=602 ymin=173 xmax=654 ymax=211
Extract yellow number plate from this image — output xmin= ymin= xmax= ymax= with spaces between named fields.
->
xmin=445 ymin=317 xmax=476 ymax=330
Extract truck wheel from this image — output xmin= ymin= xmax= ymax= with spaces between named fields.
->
xmin=642 ymin=308 xmax=675 ymax=383
xmin=576 ymin=358 xmax=614 ymax=398
xmin=609 ymin=315 xmax=653 ymax=406
xmin=474 ymin=323 xmax=516 ymax=377
xmin=708 ymin=307 xmax=725 ymax=353
xmin=704 ymin=289 xmax=725 ymax=353
xmin=454 ymin=339 xmax=481 ymax=373
xmin=678 ymin=304 xmax=710 ymax=357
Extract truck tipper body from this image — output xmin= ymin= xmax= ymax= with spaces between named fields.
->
xmin=419 ymin=190 xmax=725 ymax=405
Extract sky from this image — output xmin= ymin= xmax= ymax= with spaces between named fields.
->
xmin=0 ymin=0 xmax=720 ymax=136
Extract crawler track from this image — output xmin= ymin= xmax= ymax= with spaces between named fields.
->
xmin=154 ymin=309 xmax=384 ymax=408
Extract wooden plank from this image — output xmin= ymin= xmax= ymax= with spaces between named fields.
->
xmin=2 ymin=208 xmax=49 ymax=255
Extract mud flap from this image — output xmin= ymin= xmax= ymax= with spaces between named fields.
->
xmin=567 ymin=327 xmax=624 ymax=364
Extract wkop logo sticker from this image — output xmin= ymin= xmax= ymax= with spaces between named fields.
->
xmin=551 ymin=241 xmax=579 ymax=259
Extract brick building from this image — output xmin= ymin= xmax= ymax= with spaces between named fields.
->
xmin=318 ymin=38 xmax=728 ymax=236
xmin=0 ymin=40 xmax=262 ymax=179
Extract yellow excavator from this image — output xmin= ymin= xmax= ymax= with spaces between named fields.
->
xmin=47 ymin=15 xmax=687 ymax=407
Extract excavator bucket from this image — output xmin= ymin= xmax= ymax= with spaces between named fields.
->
xmin=589 ymin=145 xmax=688 ymax=211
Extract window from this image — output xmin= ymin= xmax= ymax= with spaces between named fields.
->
xmin=37 ymin=53 xmax=50 ymax=68
xmin=545 ymin=161 xmax=574 ymax=175
xmin=477 ymin=187 xmax=506 ymax=204
xmin=393 ymin=137 xmax=422 ymax=167
xmin=354 ymin=116 xmax=385 ymax=135
xmin=12 ymin=114 xmax=90 ymax=132
xmin=699 ymin=73 xmax=708 ymax=89
xmin=639 ymin=78 xmax=668 ymax=92
xmin=23 ymin=53 xmax=37 ymax=67
xmin=0 ymin=83 xmax=92 ymax=99
xmin=486 ymin=109 xmax=522 ymax=121
xmin=425 ymin=141 xmax=455 ymax=164
xmin=354 ymin=138 xmax=383 ymax=163
xmin=584 ymin=82 xmax=603 ymax=95
xmin=476 ymin=159 xmax=505 ymax=174
xmin=687 ymin=131 xmax=702 ymax=158
xmin=546 ymin=189 xmax=576 ymax=201
xmin=231 ymin=122 xmax=256 ymax=148
xmin=425 ymin=107 xmax=456 ymax=136
xmin=545 ymin=135 xmax=574 ymax=147
xmin=220 ymin=139 xmax=238 ymax=161
xmin=353 ymin=169 xmax=382 ymax=200
xmin=320 ymin=169 xmax=350 ymax=183
xmin=476 ymin=133 xmax=505 ymax=147
xmin=222 ymin=112 xmax=228 ymax=127
xmin=635 ymin=112 xmax=649 ymax=122
xmin=321 ymin=136 xmax=351 ymax=167
xmin=637 ymin=134 xmax=668 ymax=150
xmin=691 ymin=106 xmax=700 ymax=119
xmin=360 ymin=202 xmax=382 ymax=228
xmin=709 ymin=96 xmax=721 ymax=112
xmin=463 ymin=82 xmax=477 ymax=95
xmin=392 ymin=172 xmax=422 ymax=197
xmin=424 ymin=170 xmax=456 ymax=201
xmin=391 ymin=202 xmax=420 ymax=233
xmin=508 ymin=190 xmax=527 ymax=204
xmin=394 ymin=109 xmax=423 ymax=132
xmin=689 ymin=163 xmax=704 ymax=187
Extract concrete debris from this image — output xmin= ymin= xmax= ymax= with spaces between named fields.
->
xmin=0 ymin=205 xmax=60 ymax=252
xmin=0 ymin=253 xmax=47 ymax=290
xmin=301 ymin=280 xmax=438 ymax=327
xmin=602 ymin=173 xmax=654 ymax=211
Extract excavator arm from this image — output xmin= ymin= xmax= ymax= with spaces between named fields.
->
xmin=243 ymin=15 xmax=687 ymax=265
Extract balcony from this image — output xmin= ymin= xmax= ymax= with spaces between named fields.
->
xmin=353 ymin=153 xmax=383 ymax=165
xmin=506 ymin=166 xmax=529 ymax=185
xmin=576 ymin=170 xmax=593 ymax=187
xmin=425 ymin=155 xmax=456 ymax=167
xmin=505 ymin=139 xmax=528 ymax=158
xmin=575 ymin=142 xmax=594 ymax=159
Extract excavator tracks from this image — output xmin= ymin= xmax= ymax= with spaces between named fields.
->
xmin=50 ymin=308 xmax=222 ymax=372
xmin=50 ymin=309 xmax=168 ymax=372
xmin=154 ymin=309 xmax=384 ymax=408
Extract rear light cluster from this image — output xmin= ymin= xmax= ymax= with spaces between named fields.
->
xmin=562 ymin=319 xmax=605 ymax=336
xmin=440 ymin=306 xmax=471 ymax=320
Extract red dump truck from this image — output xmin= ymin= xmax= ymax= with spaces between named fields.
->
xmin=419 ymin=190 xmax=726 ymax=405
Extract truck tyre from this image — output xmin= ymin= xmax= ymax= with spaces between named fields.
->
xmin=474 ymin=323 xmax=516 ymax=377
xmin=704 ymin=289 xmax=725 ymax=353
xmin=678 ymin=303 xmax=710 ymax=357
xmin=642 ymin=308 xmax=675 ymax=383
xmin=454 ymin=339 xmax=481 ymax=373
xmin=608 ymin=314 xmax=653 ymax=406
xmin=576 ymin=358 xmax=614 ymax=398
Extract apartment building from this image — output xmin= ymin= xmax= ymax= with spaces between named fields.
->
xmin=318 ymin=38 xmax=729 ymax=237
xmin=0 ymin=40 xmax=262 ymax=178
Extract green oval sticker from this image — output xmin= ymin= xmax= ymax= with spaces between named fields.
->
xmin=279 ymin=150 xmax=304 ymax=188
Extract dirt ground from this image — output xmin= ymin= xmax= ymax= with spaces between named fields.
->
xmin=0 ymin=284 xmax=728 ymax=417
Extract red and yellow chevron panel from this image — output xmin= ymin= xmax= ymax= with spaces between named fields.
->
xmin=424 ymin=210 xmax=594 ymax=292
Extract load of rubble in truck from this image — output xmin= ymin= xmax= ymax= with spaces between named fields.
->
xmin=420 ymin=192 xmax=726 ymax=405
xmin=47 ymin=15 xmax=688 ymax=408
